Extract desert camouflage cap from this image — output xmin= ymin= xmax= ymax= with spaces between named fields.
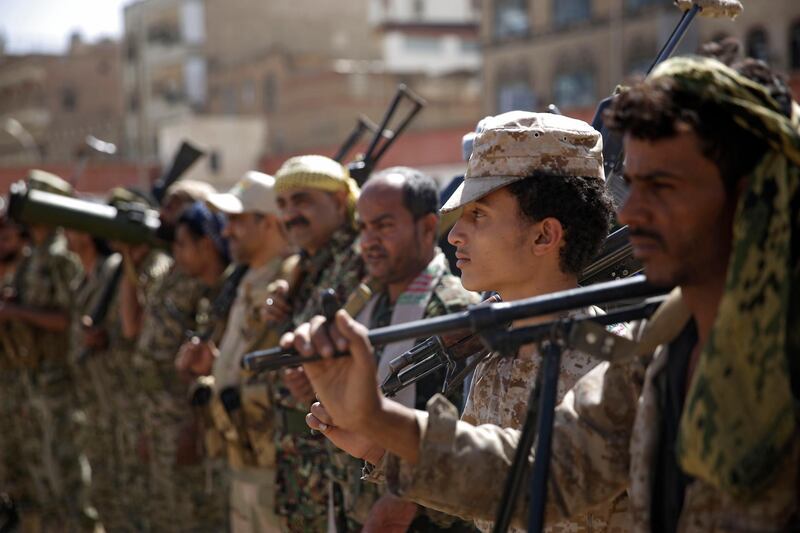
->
xmin=27 ymin=169 xmax=74 ymax=197
xmin=441 ymin=111 xmax=604 ymax=213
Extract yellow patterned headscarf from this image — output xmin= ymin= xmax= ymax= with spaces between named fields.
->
xmin=648 ymin=57 xmax=800 ymax=499
xmin=274 ymin=155 xmax=360 ymax=222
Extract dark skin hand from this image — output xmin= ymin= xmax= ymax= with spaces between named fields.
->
xmin=175 ymin=338 xmax=217 ymax=380
xmin=283 ymin=367 xmax=316 ymax=406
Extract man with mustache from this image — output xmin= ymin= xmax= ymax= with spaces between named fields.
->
xmin=174 ymin=171 xmax=293 ymax=533
xmin=289 ymin=56 xmax=800 ymax=531
xmin=337 ymin=166 xmax=480 ymax=532
xmin=264 ymin=155 xmax=365 ymax=531
xmin=288 ymin=112 xmax=629 ymax=532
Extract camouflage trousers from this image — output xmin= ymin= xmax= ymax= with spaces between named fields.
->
xmin=20 ymin=364 xmax=89 ymax=531
xmin=0 ymin=369 xmax=35 ymax=512
xmin=274 ymin=428 xmax=333 ymax=533
xmin=71 ymin=354 xmax=130 ymax=531
xmin=141 ymin=390 xmax=228 ymax=532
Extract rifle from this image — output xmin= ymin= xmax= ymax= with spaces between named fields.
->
xmin=333 ymin=115 xmax=383 ymax=164
xmin=347 ymin=84 xmax=427 ymax=185
xmin=242 ymin=275 xmax=671 ymax=372
xmin=151 ymin=141 xmax=205 ymax=205
xmin=76 ymin=254 xmax=124 ymax=362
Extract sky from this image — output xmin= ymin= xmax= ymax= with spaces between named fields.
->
xmin=0 ymin=0 xmax=134 ymax=54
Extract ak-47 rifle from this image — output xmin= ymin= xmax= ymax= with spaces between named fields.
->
xmin=333 ymin=115 xmax=383 ymax=164
xmin=347 ymin=84 xmax=427 ymax=186
xmin=242 ymin=275 xmax=670 ymax=372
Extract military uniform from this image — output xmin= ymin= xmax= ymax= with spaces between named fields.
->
xmin=333 ymin=251 xmax=481 ymax=532
xmin=0 ymin=247 xmax=29 ymax=510
xmin=107 ymin=249 xmax=172 ymax=531
xmin=459 ymin=306 xmax=630 ymax=533
xmin=134 ymin=265 xmax=230 ymax=532
xmin=207 ymin=256 xmax=294 ymax=533
xmin=67 ymin=252 xmax=123 ymax=528
xmin=274 ymin=226 xmax=365 ymax=532
xmin=379 ymin=290 xmax=800 ymax=531
xmin=5 ymin=231 xmax=83 ymax=528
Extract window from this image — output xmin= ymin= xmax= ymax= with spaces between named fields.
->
xmin=494 ymin=0 xmax=528 ymax=40
xmin=406 ymin=36 xmax=441 ymax=53
xmin=413 ymin=0 xmax=425 ymax=19
xmin=263 ymin=74 xmax=278 ymax=113
xmin=553 ymin=70 xmax=595 ymax=109
xmin=241 ymin=80 xmax=256 ymax=107
xmin=746 ymin=27 xmax=769 ymax=61
xmin=790 ymin=20 xmax=800 ymax=70
xmin=497 ymin=76 xmax=537 ymax=113
xmin=61 ymin=88 xmax=77 ymax=111
xmin=222 ymin=86 xmax=237 ymax=114
xmin=553 ymin=0 xmax=591 ymax=28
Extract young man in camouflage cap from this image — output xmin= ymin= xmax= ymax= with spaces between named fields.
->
xmin=287 ymin=111 xmax=629 ymax=532
xmin=291 ymin=56 xmax=800 ymax=531
xmin=263 ymin=154 xmax=365 ymax=531
xmin=0 ymin=170 xmax=83 ymax=529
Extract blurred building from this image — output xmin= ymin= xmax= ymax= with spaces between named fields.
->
xmin=208 ymin=0 xmax=481 ymax=181
xmin=123 ymin=0 xmax=207 ymax=162
xmin=481 ymin=0 xmax=800 ymax=121
xmin=0 ymin=34 xmax=124 ymax=168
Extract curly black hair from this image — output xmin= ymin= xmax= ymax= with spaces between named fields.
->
xmin=507 ymin=172 xmax=614 ymax=276
xmin=604 ymin=64 xmax=780 ymax=193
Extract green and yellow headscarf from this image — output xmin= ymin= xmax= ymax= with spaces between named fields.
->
xmin=648 ymin=57 xmax=800 ymax=499
xmin=274 ymin=154 xmax=360 ymax=223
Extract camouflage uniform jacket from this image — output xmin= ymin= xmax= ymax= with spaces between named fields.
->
xmin=67 ymin=253 xmax=121 ymax=362
xmin=460 ymin=306 xmax=630 ymax=533
xmin=335 ymin=266 xmax=481 ymax=531
xmin=134 ymin=265 xmax=209 ymax=395
xmin=3 ymin=231 xmax=81 ymax=369
xmin=290 ymin=225 xmax=364 ymax=327
xmin=274 ymin=226 xmax=364 ymax=531
xmin=381 ymin=290 xmax=800 ymax=532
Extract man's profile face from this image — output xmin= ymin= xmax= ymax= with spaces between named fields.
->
xmin=619 ymin=127 xmax=735 ymax=287
xmin=447 ymin=187 xmax=535 ymax=296
xmin=223 ymin=212 xmax=265 ymax=264
xmin=276 ymin=187 xmax=346 ymax=254
xmin=357 ymin=179 xmax=434 ymax=285
xmin=172 ymin=224 xmax=207 ymax=277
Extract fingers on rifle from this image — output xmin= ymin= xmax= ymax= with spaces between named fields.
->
xmin=279 ymin=331 xmax=295 ymax=349
xmin=310 ymin=402 xmax=334 ymax=426
xmin=335 ymin=310 xmax=372 ymax=363
xmin=309 ymin=315 xmax=335 ymax=358
xmin=306 ymin=413 xmax=328 ymax=432
xmin=292 ymin=322 xmax=314 ymax=356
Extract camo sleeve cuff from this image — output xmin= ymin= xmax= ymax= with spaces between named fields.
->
xmin=382 ymin=394 xmax=525 ymax=523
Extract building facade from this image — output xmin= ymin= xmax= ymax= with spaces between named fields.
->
xmin=481 ymin=0 xmax=800 ymax=121
xmin=0 ymin=35 xmax=124 ymax=171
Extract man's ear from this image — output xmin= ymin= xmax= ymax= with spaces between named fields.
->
xmin=333 ymin=189 xmax=350 ymax=217
xmin=417 ymin=213 xmax=439 ymax=244
xmin=531 ymin=217 xmax=564 ymax=258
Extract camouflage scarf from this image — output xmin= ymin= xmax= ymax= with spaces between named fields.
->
xmin=648 ymin=57 xmax=800 ymax=499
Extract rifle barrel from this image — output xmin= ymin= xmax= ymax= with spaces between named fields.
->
xmin=242 ymin=276 xmax=670 ymax=371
